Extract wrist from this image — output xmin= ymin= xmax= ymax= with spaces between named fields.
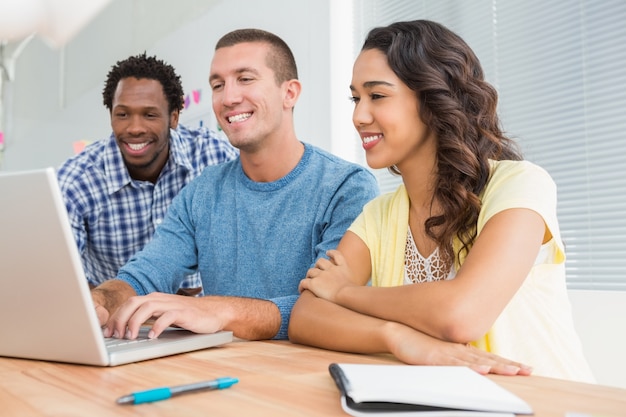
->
xmin=91 ymin=279 xmax=135 ymax=314
xmin=91 ymin=287 xmax=106 ymax=306
xmin=200 ymin=295 xmax=235 ymax=330
xmin=381 ymin=321 xmax=404 ymax=355
xmin=381 ymin=321 xmax=441 ymax=365
xmin=333 ymin=282 xmax=356 ymax=307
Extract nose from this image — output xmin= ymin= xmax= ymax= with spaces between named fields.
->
xmin=219 ymin=80 xmax=243 ymax=107
xmin=352 ymin=100 xmax=373 ymax=128
xmin=126 ymin=115 xmax=147 ymax=136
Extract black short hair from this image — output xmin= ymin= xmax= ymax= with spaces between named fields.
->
xmin=102 ymin=52 xmax=184 ymax=114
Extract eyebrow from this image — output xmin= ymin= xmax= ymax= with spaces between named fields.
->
xmin=350 ymin=80 xmax=395 ymax=91
xmin=113 ymin=104 xmax=161 ymax=112
xmin=210 ymin=66 xmax=260 ymax=82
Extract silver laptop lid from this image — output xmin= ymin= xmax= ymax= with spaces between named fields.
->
xmin=0 ymin=168 xmax=111 ymax=365
xmin=0 ymin=168 xmax=233 ymax=366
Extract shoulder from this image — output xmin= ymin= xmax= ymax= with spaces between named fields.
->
xmin=479 ymin=160 xmax=558 ymax=225
xmin=362 ymin=185 xmax=405 ymax=215
xmin=169 ymin=158 xmax=240 ymax=213
xmin=56 ymin=140 xmax=114 ymax=212
xmin=489 ymin=159 xmax=554 ymax=186
xmin=57 ymin=139 xmax=108 ymax=191
xmin=174 ymin=124 xmax=234 ymax=150
xmin=484 ymin=159 xmax=556 ymax=199
xmin=304 ymin=143 xmax=376 ymax=180
xmin=187 ymin=157 xmax=240 ymax=190
xmin=349 ymin=185 xmax=406 ymax=245
xmin=303 ymin=143 xmax=379 ymax=196
xmin=172 ymin=124 xmax=238 ymax=167
xmin=174 ymin=124 xmax=215 ymax=142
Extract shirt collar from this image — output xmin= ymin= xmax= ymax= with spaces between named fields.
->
xmin=103 ymin=133 xmax=132 ymax=194
xmin=102 ymin=129 xmax=192 ymax=195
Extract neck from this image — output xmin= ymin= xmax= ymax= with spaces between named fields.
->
xmin=400 ymin=157 xmax=437 ymax=210
xmin=405 ymin=171 xmax=441 ymax=258
xmin=127 ymin=158 xmax=167 ymax=184
xmin=240 ymin=136 xmax=304 ymax=183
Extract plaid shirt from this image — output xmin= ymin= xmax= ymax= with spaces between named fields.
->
xmin=57 ymin=125 xmax=238 ymax=289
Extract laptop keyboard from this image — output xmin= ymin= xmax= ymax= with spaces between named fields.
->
xmin=104 ymin=335 xmax=153 ymax=348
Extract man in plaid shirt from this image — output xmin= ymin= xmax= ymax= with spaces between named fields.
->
xmin=57 ymin=53 xmax=237 ymax=293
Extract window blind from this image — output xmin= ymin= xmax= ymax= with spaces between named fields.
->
xmin=349 ymin=0 xmax=626 ymax=290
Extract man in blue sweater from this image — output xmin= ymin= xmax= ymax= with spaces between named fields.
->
xmin=90 ymin=29 xmax=379 ymax=341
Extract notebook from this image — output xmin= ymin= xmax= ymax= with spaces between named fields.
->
xmin=0 ymin=167 xmax=232 ymax=366
xmin=329 ymin=363 xmax=533 ymax=417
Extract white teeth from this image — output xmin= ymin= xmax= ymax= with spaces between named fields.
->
xmin=363 ymin=134 xmax=383 ymax=144
xmin=228 ymin=113 xmax=252 ymax=123
xmin=128 ymin=142 xmax=148 ymax=151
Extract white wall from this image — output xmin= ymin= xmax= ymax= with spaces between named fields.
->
xmin=1 ymin=0 xmax=332 ymax=171
xmin=569 ymin=290 xmax=626 ymax=389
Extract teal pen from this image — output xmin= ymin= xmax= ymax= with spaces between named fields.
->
xmin=116 ymin=377 xmax=239 ymax=405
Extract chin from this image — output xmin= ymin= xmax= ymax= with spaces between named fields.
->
xmin=365 ymin=158 xmax=389 ymax=171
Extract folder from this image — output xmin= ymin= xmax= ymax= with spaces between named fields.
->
xmin=329 ymin=363 xmax=533 ymax=417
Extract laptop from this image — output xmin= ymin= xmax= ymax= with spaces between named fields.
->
xmin=0 ymin=167 xmax=232 ymax=366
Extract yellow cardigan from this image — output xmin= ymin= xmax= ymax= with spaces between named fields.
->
xmin=348 ymin=160 xmax=594 ymax=382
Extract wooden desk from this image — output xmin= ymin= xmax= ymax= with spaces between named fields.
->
xmin=1 ymin=340 xmax=625 ymax=416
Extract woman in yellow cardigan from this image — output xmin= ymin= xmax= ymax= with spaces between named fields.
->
xmin=289 ymin=19 xmax=594 ymax=382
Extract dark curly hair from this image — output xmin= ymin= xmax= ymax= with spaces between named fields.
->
xmin=102 ymin=52 xmax=184 ymax=114
xmin=362 ymin=20 xmax=523 ymax=268
xmin=215 ymin=28 xmax=298 ymax=84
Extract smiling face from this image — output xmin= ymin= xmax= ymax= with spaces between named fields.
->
xmin=111 ymin=77 xmax=177 ymax=182
xmin=209 ymin=42 xmax=292 ymax=152
xmin=350 ymin=48 xmax=436 ymax=173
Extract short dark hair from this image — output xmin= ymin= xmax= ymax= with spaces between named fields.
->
xmin=215 ymin=28 xmax=298 ymax=84
xmin=102 ymin=52 xmax=184 ymax=114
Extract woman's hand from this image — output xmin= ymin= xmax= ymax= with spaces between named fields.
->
xmin=298 ymin=250 xmax=356 ymax=302
xmin=384 ymin=321 xmax=533 ymax=376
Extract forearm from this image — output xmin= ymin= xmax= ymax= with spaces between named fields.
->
xmin=288 ymin=293 xmax=528 ymax=375
xmin=333 ymin=282 xmax=461 ymax=340
xmin=205 ymin=295 xmax=281 ymax=340
xmin=288 ymin=291 xmax=391 ymax=354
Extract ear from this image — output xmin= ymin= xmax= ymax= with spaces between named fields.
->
xmin=169 ymin=109 xmax=180 ymax=129
xmin=283 ymin=79 xmax=302 ymax=110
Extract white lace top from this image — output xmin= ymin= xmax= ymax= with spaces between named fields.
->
xmin=404 ymin=226 xmax=455 ymax=284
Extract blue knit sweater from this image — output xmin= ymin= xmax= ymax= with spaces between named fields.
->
xmin=117 ymin=143 xmax=379 ymax=339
